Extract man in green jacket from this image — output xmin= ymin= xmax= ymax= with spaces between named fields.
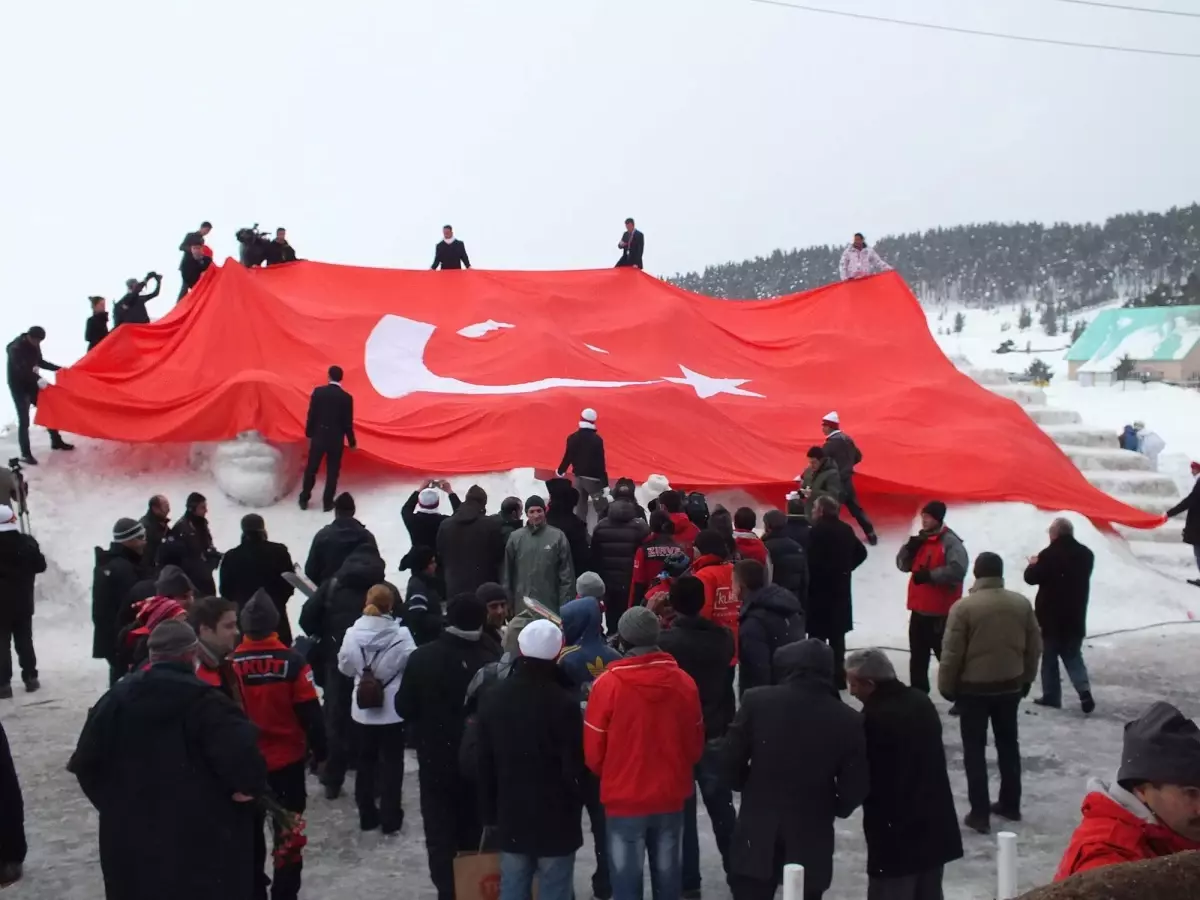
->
xmin=798 ymin=446 xmax=843 ymax=521
xmin=502 ymin=496 xmax=575 ymax=618
xmin=939 ymin=551 xmax=1041 ymax=836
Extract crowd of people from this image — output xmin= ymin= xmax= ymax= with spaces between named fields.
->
xmin=1 ymin=389 xmax=1198 ymax=899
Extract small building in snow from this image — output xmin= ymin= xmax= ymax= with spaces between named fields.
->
xmin=1067 ymin=306 xmax=1200 ymax=385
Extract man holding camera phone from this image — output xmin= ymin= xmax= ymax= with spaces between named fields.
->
xmin=113 ymin=272 xmax=163 ymax=327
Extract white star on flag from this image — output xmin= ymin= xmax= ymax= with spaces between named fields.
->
xmin=665 ymin=365 xmax=764 ymax=399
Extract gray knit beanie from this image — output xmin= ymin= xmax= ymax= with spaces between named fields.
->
xmin=618 ymin=606 xmax=660 ymax=649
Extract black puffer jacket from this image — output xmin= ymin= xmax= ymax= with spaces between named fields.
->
xmin=298 ymin=546 xmax=386 ymax=649
xmin=303 ymin=516 xmax=378 ymax=586
xmin=589 ymin=500 xmax=649 ymax=602
xmin=546 ymin=480 xmax=591 ymax=577
xmin=91 ymin=544 xmax=144 ymax=660
xmin=0 ymin=530 xmax=46 ymax=628
xmin=659 ymin=614 xmax=736 ymax=740
xmin=764 ymin=532 xmax=809 ymax=609
xmin=738 ymin=584 xmax=805 ymax=696
xmin=402 ymin=572 xmax=445 ymax=647
xmin=437 ymin=500 xmax=506 ymax=598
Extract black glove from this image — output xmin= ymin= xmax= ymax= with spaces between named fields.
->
xmin=904 ymin=535 xmax=925 ymax=557
xmin=912 ymin=568 xmax=933 ymax=585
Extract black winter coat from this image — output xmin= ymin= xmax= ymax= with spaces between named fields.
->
xmin=68 ymin=662 xmax=266 ymax=900
xmin=477 ymin=658 xmax=585 ymax=857
xmin=6 ymin=334 xmax=59 ymax=396
xmin=304 ymin=383 xmax=355 ymax=451
xmin=431 ymin=239 xmax=471 ymax=270
xmin=546 ymin=504 xmax=591 ymax=578
xmin=822 ymin=430 xmax=862 ymax=480
xmin=0 ymin=718 xmax=23 ymax=868
xmin=141 ymin=511 xmax=170 ymax=574
xmin=85 ymin=312 xmax=109 ymax=350
xmin=589 ymin=500 xmax=649 ymax=604
xmin=659 ymin=614 xmax=736 ymax=740
xmin=738 ymin=584 xmax=806 ymax=696
xmin=402 ymin=490 xmax=461 ymax=558
xmin=1023 ymin=534 xmax=1095 ymax=643
xmin=402 ymin=572 xmax=446 ymax=646
xmin=395 ymin=631 xmax=500 ymax=780
xmin=0 ymin=530 xmax=46 ymax=628
xmin=764 ymin=532 xmax=809 ymax=609
xmin=806 ymin=516 xmax=866 ymax=638
xmin=861 ymin=680 xmax=963 ymax=878
xmin=303 ymin=516 xmax=378 ymax=586
xmin=263 ymin=240 xmax=297 ymax=265
xmin=1167 ymin=477 xmax=1200 ymax=546
xmin=782 ymin=515 xmax=811 ymax=552
xmin=179 ymin=253 xmax=212 ymax=290
xmin=113 ymin=280 xmax=160 ymax=327
xmin=437 ymin=500 xmax=506 ymax=598
xmin=558 ymin=428 xmax=608 ymax=483
xmin=298 ymin=546 xmax=385 ymax=649
xmin=218 ymin=536 xmax=297 ymax=644
xmin=167 ymin=513 xmax=219 ymax=595
xmin=722 ymin=641 xmax=868 ymax=893
xmin=91 ymin=543 xmax=144 ymax=660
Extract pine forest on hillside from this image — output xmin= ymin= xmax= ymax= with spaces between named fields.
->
xmin=672 ymin=204 xmax=1200 ymax=311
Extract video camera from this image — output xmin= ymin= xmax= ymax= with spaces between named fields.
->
xmin=7 ymin=458 xmax=31 ymax=535
xmin=131 ymin=270 xmax=162 ymax=292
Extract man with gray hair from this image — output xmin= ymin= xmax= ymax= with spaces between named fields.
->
xmin=1024 ymin=517 xmax=1096 ymax=714
xmin=846 ymin=649 xmax=962 ymax=900
xmin=69 ymin=619 xmax=266 ymax=900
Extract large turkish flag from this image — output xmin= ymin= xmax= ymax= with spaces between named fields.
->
xmin=38 ymin=260 xmax=1158 ymax=527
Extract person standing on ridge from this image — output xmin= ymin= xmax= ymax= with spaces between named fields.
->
xmin=615 ymin=218 xmax=644 ymax=270
xmin=264 ymin=227 xmax=298 ymax=265
xmin=839 ymin=232 xmax=891 ymax=281
xmin=179 ymin=221 xmax=213 ymax=261
xmin=821 ymin=412 xmax=877 ymax=545
xmin=896 ymin=501 xmax=967 ymax=696
xmin=179 ymin=243 xmax=213 ymax=299
xmin=431 ymin=224 xmax=471 ymax=270
xmin=1024 ymin=517 xmax=1096 ymax=714
xmin=7 ymin=326 xmax=73 ymax=464
xmin=113 ymin=273 xmax=162 ymax=327
xmin=299 ymin=365 xmax=356 ymax=512
xmin=557 ymin=408 xmax=608 ymax=522
xmin=85 ymin=296 xmax=109 ymax=350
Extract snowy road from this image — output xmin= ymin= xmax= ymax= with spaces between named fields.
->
xmin=5 ymin=626 xmax=1198 ymax=900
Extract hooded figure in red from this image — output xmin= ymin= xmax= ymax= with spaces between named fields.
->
xmin=1056 ymin=702 xmax=1200 ymax=880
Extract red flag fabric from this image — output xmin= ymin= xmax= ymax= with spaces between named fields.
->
xmin=38 ymin=261 xmax=1158 ymax=527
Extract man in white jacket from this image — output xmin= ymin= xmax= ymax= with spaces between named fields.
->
xmin=337 ymin=584 xmax=417 ymax=833
xmin=839 ymin=233 xmax=891 ymax=281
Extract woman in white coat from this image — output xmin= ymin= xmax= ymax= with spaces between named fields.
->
xmin=337 ymin=583 xmax=417 ymax=833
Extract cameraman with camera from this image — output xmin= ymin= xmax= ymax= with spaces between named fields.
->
xmin=264 ymin=227 xmax=298 ymax=266
xmin=112 ymin=273 xmax=162 ymax=328
xmin=236 ymin=224 xmax=274 ymax=268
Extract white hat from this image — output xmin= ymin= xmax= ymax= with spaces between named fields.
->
xmin=581 ymin=408 xmax=598 ymax=423
xmin=822 ymin=411 xmax=840 ymax=425
xmin=0 ymin=506 xmax=16 ymax=534
xmin=417 ymin=488 xmax=440 ymax=510
xmin=518 ymin=619 xmax=564 ymax=661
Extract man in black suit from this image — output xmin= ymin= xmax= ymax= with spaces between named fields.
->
xmin=431 ymin=225 xmax=471 ymax=270
xmin=299 ymin=365 xmax=356 ymax=512
xmin=615 ymin=217 xmax=644 ymax=269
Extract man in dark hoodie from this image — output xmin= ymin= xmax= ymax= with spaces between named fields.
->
xmin=303 ymin=492 xmax=378 ymax=587
xmin=298 ymin=543 xmax=385 ymax=799
xmin=734 ymin=559 xmax=805 ymax=696
xmin=402 ymin=481 xmax=461 ymax=569
xmin=590 ymin=494 xmax=650 ymax=635
xmin=167 ymin=491 xmax=220 ymax=596
xmin=722 ymin=640 xmax=869 ymax=900
xmin=660 ymin=575 xmax=737 ymax=897
xmin=557 ymin=407 xmax=608 ymax=521
xmin=546 ymin=478 xmax=591 ymax=578
xmin=400 ymin=545 xmax=445 ymax=647
xmin=92 ymin=517 xmax=147 ymax=686
xmin=218 ymin=513 xmax=297 ymax=645
xmin=85 ymin=296 xmax=109 ymax=350
xmin=438 ymin=484 xmax=506 ymax=598
xmin=762 ymin=509 xmax=809 ymax=611
xmin=396 ymin=594 xmax=501 ymax=900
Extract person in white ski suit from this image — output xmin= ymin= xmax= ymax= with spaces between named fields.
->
xmin=839 ymin=233 xmax=891 ymax=281
xmin=1134 ymin=422 xmax=1166 ymax=471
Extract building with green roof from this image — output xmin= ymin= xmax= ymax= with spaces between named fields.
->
xmin=1067 ymin=306 xmax=1200 ymax=384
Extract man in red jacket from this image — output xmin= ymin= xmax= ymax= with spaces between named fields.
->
xmin=732 ymin=508 xmax=768 ymax=567
xmin=231 ymin=591 xmax=327 ymax=900
xmin=585 ymin=606 xmax=704 ymax=900
xmin=629 ymin=510 xmax=685 ymax=608
xmin=658 ymin=491 xmax=700 ymax=558
xmin=693 ymin=530 xmax=740 ymax=665
xmin=895 ymin=501 xmax=968 ymax=695
xmin=1056 ymin=702 xmax=1200 ymax=881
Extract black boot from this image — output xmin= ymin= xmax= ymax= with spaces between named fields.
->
xmin=51 ymin=439 xmax=75 ymax=451
xmin=1080 ymin=691 xmax=1096 ymax=714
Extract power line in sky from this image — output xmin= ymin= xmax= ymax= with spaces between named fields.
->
xmin=1045 ymin=0 xmax=1200 ymax=19
xmin=746 ymin=0 xmax=1200 ymax=58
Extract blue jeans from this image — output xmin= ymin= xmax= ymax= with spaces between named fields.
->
xmin=1040 ymin=637 xmax=1091 ymax=706
xmin=499 ymin=853 xmax=575 ymax=900
xmin=683 ymin=746 xmax=736 ymax=891
xmin=607 ymin=811 xmax=684 ymax=900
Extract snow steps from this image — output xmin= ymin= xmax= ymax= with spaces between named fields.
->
xmin=1040 ymin=425 xmax=1124 ymax=450
xmin=1024 ymin=407 xmax=1082 ymax=426
xmin=1063 ymin=447 xmax=1153 ymax=472
xmin=987 ymin=384 xmax=1047 ymax=407
xmin=1084 ymin=471 xmax=1180 ymax=498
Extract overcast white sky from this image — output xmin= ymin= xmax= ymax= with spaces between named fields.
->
xmin=2 ymin=0 xmax=1198 ymax=364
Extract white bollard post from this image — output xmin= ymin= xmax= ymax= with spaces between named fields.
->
xmin=782 ymin=863 xmax=805 ymax=900
xmin=997 ymin=831 xmax=1019 ymax=899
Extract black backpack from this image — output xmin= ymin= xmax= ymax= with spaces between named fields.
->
xmin=356 ymin=640 xmax=403 ymax=709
